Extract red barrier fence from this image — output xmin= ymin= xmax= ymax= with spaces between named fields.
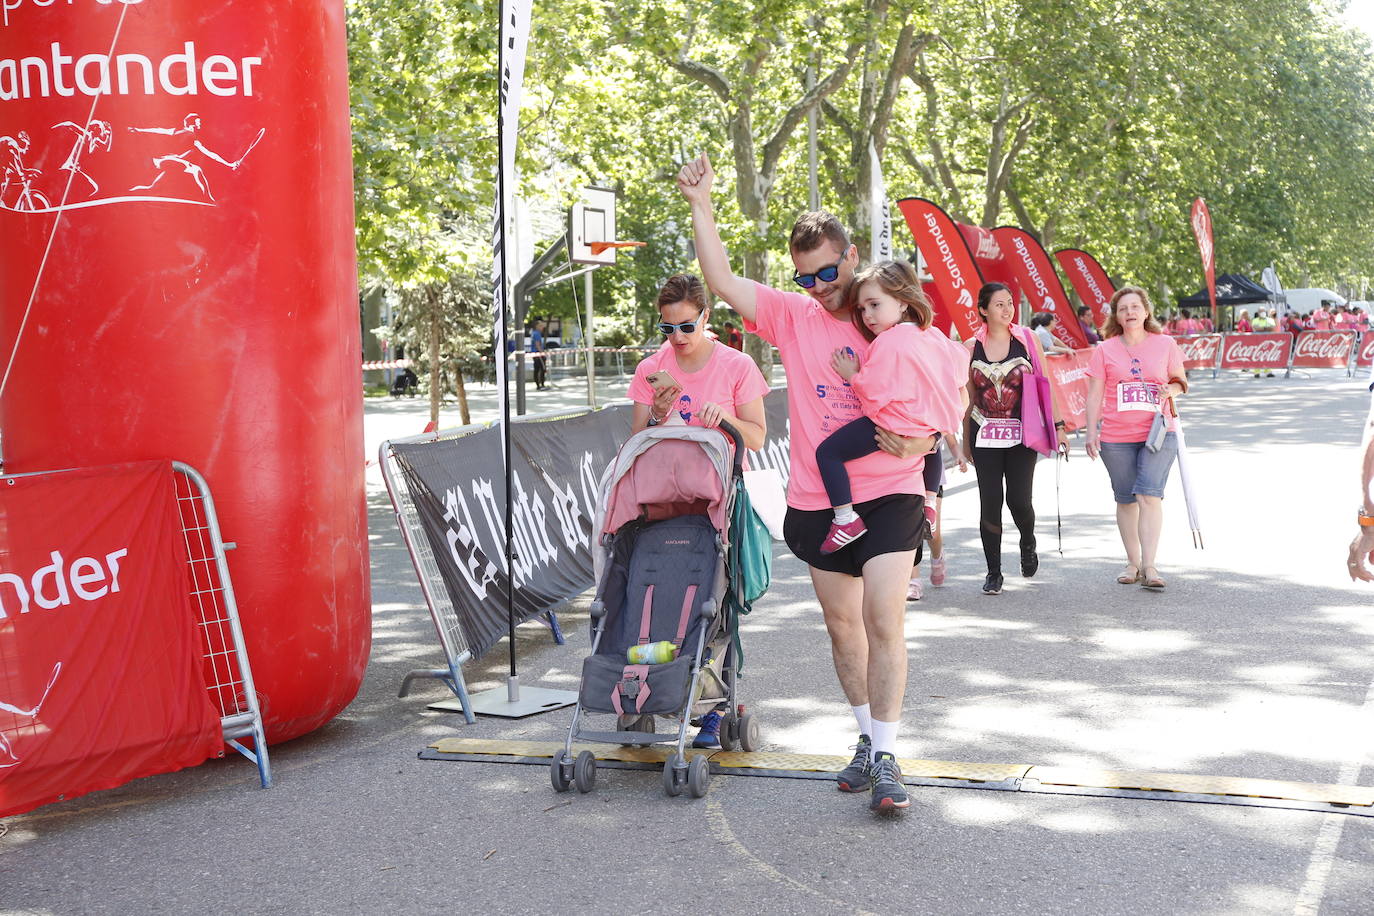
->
xmin=1358 ymin=334 xmax=1374 ymax=369
xmin=1166 ymin=331 xmax=1370 ymax=375
xmin=1220 ymin=333 xmax=1293 ymax=371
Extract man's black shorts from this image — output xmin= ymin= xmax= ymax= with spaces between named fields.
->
xmin=783 ymin=493 xmax=924 ymax=577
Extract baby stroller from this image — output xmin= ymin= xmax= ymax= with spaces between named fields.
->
xmin=550 ymin=421 xmax=762 ymax=799
xmin=390 ymin=367 xmax=419 ymax=398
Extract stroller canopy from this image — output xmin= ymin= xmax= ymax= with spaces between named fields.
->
xmin=600 ymin=427 xmax=733 ymax=538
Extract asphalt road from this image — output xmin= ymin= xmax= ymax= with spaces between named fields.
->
xmin=2 ymin=369 xmax=1373 ymax=916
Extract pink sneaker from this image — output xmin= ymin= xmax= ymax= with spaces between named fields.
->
xmin=930 ymin=556 xmax=947 ymax=587
xmin=906 ymin=577 xmax=923 ymax=601
xmin=820 ymin=517 xmax=868 ymax=554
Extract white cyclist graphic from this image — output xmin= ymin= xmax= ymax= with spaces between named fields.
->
xmin=0 ymin=662 xmax=62 ymax=769
xmin=128 ymin=113 xmax=263 ymax=202
xmin=0 ymin=130 xmax=48 ymax=212
xmin=52 ymin=118 xmax=113 ymax=198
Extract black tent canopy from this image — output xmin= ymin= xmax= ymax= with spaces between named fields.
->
xmin=1176 ymin=273 xmax=1273 ymax=309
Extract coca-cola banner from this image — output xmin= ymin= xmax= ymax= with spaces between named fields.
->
xmin=1175 ymin=334 xmax=1224 ymax=370
xmin=0 ymin=462 xmax=224 ymax=818
xmin=1190 ymin=198 xmax=1218 ymax=328
xmin=1220 ymin=333 xmax=1292 ymax=370
xmin=1291 ymin=330 xmax=1357 ymax=369
xmin=1356 ymin=333 xmax=1374 ymax=369
xmin=1044 ymin=349 xmax=1093 ymax=432
xmin=993 ymin=226 xmax=1089 ymax=349
xmin=897 ymin=198 xmax=983 ymax=340
xmin=1054 ymin=248 xmax=1116 ymax=329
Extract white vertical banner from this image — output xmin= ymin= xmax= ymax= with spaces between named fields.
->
xmin=869 ymin=139 xmax=892 ymax=262
xmin=492 ymin=0 xmax=535 ymax=414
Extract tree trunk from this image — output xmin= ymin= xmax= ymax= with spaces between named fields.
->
xmin=454 ymin=363 xmax=470 ymax=426
xmin=427 ymin=286 xmax=441 ymax=426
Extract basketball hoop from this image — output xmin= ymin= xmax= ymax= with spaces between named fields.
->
xmin=588 ymin=241 xmax=646 ymax=255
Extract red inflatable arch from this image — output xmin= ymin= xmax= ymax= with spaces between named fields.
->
xmin=0 ymin=1 xmax=370 ymax=743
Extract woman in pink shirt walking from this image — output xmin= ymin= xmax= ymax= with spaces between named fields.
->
xmin=1085 ymin=286 xmax=1188 ymax=590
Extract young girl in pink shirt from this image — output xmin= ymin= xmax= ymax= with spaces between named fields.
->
xmin=815 ymin=260 xmax=969 ymax=554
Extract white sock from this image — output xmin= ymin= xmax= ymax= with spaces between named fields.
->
xmin=871 ymin=718 xmax=900 ymax=757
xmin=851 ymin=703 xmax=872 ymax=741
xmin=834 ymin=506 xmax=858 ymax=524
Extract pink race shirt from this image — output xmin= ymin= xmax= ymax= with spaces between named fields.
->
xmin=850 ymin=323 xmax=970 ymax=438
xmin=1087 ymin=334 xmax=1185 ymax=443
xmin=743 ymin=283 xmax=922 ymax=510
xmin=628 ymin=340 xmax=770 ymax=430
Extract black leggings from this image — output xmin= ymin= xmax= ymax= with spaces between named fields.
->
xmin=971 ymin=439 xmax=1037 ymax=574
xmin=816 ymin=416 xmax=880 ymax=506
xmin=532 ymin=354 xmax=547 ymax=388
xmin=818 ymin=418 xmax=945 ymax=507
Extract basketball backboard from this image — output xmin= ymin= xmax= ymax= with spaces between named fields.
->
xmin=569 ymin=186 xmax=618 ymax=265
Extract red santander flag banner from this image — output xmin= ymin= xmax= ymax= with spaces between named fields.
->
xmin=1356 ymin=333 xmax=1374 ymax=369
xmin=1176 ymin=334 xmax=1224 ymax=370
xmin=1291 ymin=330 xmax=1357 ymax=369
xmin=0 ymin=462 xmax=222 ymax=818
xmin=993 ymin=226 xmax=1089 ymax=349
xmin=1044 ymin=350 xmax=1093 ymax=431
xmin=1220 ymin=333 xmax=1292 ymax=371
xmin=1190 ymin=198 xmax=1219 ymax=329
xmin=1054 ymin=248 xmax=1116 ymax=329
xmin=898 ymin=198 xmax=983 ymax=340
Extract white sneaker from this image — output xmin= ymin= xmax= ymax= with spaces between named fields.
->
xmin=906 ymin=577 xmax=923 ymax=601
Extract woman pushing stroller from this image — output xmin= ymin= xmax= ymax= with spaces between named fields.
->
xmin=626 ymin=273 xmax=769 ymax=748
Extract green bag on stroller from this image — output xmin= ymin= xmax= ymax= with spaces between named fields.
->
xmin=727 ymin=474 xmax=771 ymax=613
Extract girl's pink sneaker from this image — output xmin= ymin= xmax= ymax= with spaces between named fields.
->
xmin=930 ymin=555 xmax=947 ymax=587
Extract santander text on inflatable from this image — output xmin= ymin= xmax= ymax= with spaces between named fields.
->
xmin=0 ymin=1 xmax=369 ymax=743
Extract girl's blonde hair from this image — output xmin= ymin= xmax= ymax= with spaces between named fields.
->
xmin=1102 ymin=285 xmax=1163 ymax=338
xmin=845 ymin=260 xmax=933 ymax=340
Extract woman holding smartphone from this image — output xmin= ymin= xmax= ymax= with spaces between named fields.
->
xmin=626 ymin=273 xmax=769 ymax=750
xmin=628 ymin=273 xmax=769 ymax=452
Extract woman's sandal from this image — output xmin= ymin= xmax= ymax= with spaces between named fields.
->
xmin=1116 ymin=565 xmax=1141 ymax=585
xmin=1141 ymin=567 xmax=1166 ymax=590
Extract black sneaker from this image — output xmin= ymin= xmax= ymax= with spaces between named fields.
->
xmin=1020 ymin=543 xmax=1039 ymax=578
xmin=869 ymin=751 xmax=910 ymax=813
xmin=982 ymin=572 xmax=1003 ymax=595
xmin=836 ymin=734 xmax=873 ymax=792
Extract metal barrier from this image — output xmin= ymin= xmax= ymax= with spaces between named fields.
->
xmin=379 ymin=411 xmax=579 ymax=722
xmin=171 ymin=462 xmax=271 ymax=788
xmin=0 ymin=460 xmax=271 ymax=788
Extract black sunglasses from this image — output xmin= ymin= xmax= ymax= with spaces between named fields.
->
xmin=658 ymin=308 xmax=708 ymax=336
xmin=792 ymin=253 xmax=846 ymax=289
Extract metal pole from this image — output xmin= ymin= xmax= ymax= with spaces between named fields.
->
xmin=496 ymin=8 xmax=519 ymax=697
xmin=585 ymin=269 xmax=596 ymax=408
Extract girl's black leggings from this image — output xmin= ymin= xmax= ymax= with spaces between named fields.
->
xmin=971 ymin=440 xmax=1037 ymax=574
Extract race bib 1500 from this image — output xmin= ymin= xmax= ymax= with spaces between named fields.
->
xmin=1116 ymin=381 xmax=1161 ymax=412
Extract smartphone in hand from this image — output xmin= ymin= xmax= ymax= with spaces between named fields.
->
xmin=647 ymin=371 xmax=680 ymax=390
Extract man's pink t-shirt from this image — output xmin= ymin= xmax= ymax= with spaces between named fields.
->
xmin=1087 ymin=333 xmax=1185 ymax=442
xmin=743 ymin=283 xmax=922 ymax=510
xmin=1313 ymin=308 xmax=1331 ymax=330
xmin=627 ymin=340 xmax=770 ymax=428
xmin=850 ymin=323 xmax=970 ymax=438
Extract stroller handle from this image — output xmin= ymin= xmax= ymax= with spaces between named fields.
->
xmin=717 ymin=419 xmax=746 ymax=478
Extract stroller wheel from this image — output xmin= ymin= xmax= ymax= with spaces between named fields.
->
xmin=574 ymin=750 xmax=597 ymax=793
xmin=687 ymin=754 xmax=710 ymax=798
xmin=550 ymin=751 xmax=573 ymax=792
xmin=719 ymin=712 xmax=741 ymax=752
xmin=739 ymin=713 xmax=761 ymax=753
xmin=662 ymin=752 xmax=684 ymax=797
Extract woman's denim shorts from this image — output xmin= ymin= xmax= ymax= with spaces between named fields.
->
xmin=1100 ymin=434 xmax=1178 ymax=504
